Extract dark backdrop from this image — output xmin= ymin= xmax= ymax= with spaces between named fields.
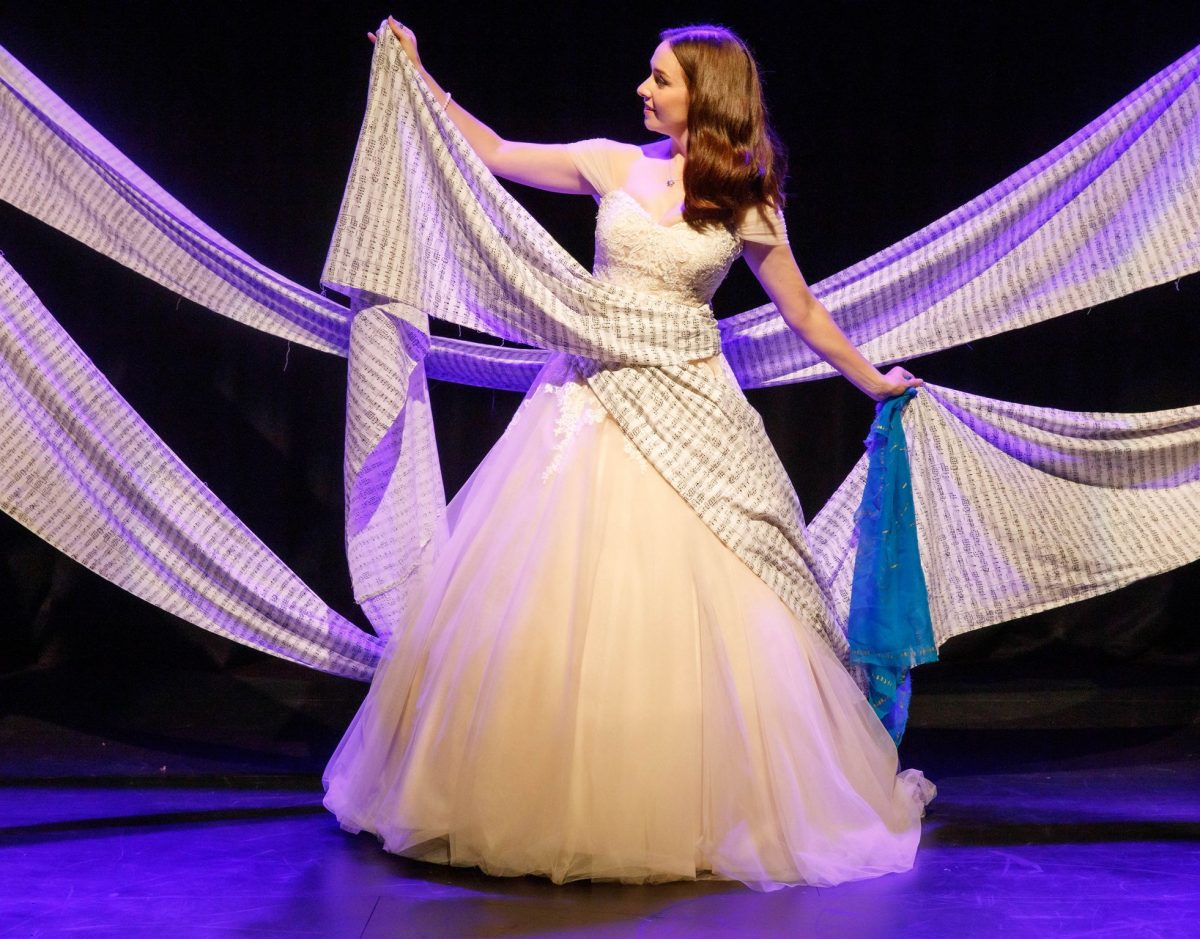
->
xmin=2 ymin=1 xmax=1198 ymax=766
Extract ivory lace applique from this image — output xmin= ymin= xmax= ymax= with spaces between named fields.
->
xmin=533 ymin=373 xmax=651 ymax=479
xmin=540 ymin=380 xmax=606 ymax=483
xmin=592 ymin=191 xmax=742 ymax=307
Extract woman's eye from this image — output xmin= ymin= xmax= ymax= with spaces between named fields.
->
xmin=655 ymin=76 xmax=666 ymax=86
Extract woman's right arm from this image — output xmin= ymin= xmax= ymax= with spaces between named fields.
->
xmin=370 ymin=18 xmax=593 ymax=195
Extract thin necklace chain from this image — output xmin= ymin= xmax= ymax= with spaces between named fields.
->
xmin=666 ymin=152 xmax=683 ymax=187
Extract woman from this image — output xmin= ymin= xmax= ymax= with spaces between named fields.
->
xmin=322 ymin=18 xmax=934 ymax=892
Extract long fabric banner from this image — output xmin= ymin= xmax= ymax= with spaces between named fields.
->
xmin=4 ymin=37 xmax=1197 ymax=392
xmin=0 ymin=34 xmax=1197 ymax=679
xmin=719 ymin=41 xmax=1200 ymax=387
xmin=810 ymin=387 xmax=1200 ymax=651
xmin=0 ymin=257 xmax=382 ymax=679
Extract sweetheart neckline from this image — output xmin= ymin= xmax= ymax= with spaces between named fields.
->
xmin=602 ymin=189 xmax=688 ymax=230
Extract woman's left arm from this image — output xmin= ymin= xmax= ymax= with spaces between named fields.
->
xmin=743 ymin=241 xmax=922 ymax=402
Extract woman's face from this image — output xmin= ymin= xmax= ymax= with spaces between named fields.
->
xmin=637 ymin=41 xmax=689 ymax=138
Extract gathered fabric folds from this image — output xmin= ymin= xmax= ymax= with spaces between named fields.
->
xmin=321 ymin=30 xmax=1200 ymax=669
xmin=0 ymin=32 xmax=1197 ymax=681
xmin=321 ymin=39 xmax=847 ymax=656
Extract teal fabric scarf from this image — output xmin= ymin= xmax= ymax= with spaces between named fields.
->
xmin=848 ymin=388 xmax=936 ymax=745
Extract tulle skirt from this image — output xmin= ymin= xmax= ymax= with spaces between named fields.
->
xmin=322 ymin=352 xmax=935 ymax=892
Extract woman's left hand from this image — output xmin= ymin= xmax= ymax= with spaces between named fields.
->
xmin=873 ymin=365 xmax=924 ymax=401
xmin=367 ymin=16 xmax=424 ymax=71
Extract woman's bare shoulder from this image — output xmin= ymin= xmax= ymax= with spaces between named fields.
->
xmin=636 ymin=138 xmax=671 ymax=159
xmin=576 ymin=138 xmax=646 ymax=157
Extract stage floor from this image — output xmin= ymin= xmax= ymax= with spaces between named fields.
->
xmin=3 ymin=725 xmax=1198 ymax=937
xmin=2 ymin=656 xmax=1199 ymax=937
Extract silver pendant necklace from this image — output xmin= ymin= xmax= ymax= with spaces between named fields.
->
xmin=666 ymin=152 xmax=682 ymax=187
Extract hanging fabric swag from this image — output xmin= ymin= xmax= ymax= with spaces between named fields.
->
xmin=0 ymin=31 xmax=1197 ymax=696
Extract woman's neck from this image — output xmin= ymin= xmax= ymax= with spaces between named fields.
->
xmin=656 ymin=135 xmax=686 ymax=160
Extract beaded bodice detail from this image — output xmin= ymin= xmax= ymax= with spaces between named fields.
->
xmin=591 ymin=190 xmax=743 ymax=306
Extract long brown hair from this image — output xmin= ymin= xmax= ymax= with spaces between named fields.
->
xmin=659 ymin=24 xmax=787 ymax=232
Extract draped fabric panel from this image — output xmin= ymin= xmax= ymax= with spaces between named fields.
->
xmin=319 ymin=41 xmax=844 ymax=652
xmin=0 ymin=43 xmax=349 ymax=354
xmin=342 ymin=294 xmax=448 ymax=637
xmin=811 ymin=387 xmax=1200 ymax=648
xmin=0 ymin=31 xmax=1197 ymax=680
xmin=319 ymin=31 xmax=1200 ymax=662
xmin=6 ymin=36 xmax=1197 ymax=395
xmin=719 ymin=43 xmax=1200 ymax=388
xmin=0 ymin=257 xmax=382 ymax=679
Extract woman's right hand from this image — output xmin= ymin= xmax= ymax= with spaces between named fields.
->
xmin=367 ymin=15 xmax=423 ymax=70
xmin=872 ymin=365 xmax=924 ymax=401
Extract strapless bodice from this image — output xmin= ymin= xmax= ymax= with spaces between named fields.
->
xmin=590 ymin=190 xmax=744 ymax=306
